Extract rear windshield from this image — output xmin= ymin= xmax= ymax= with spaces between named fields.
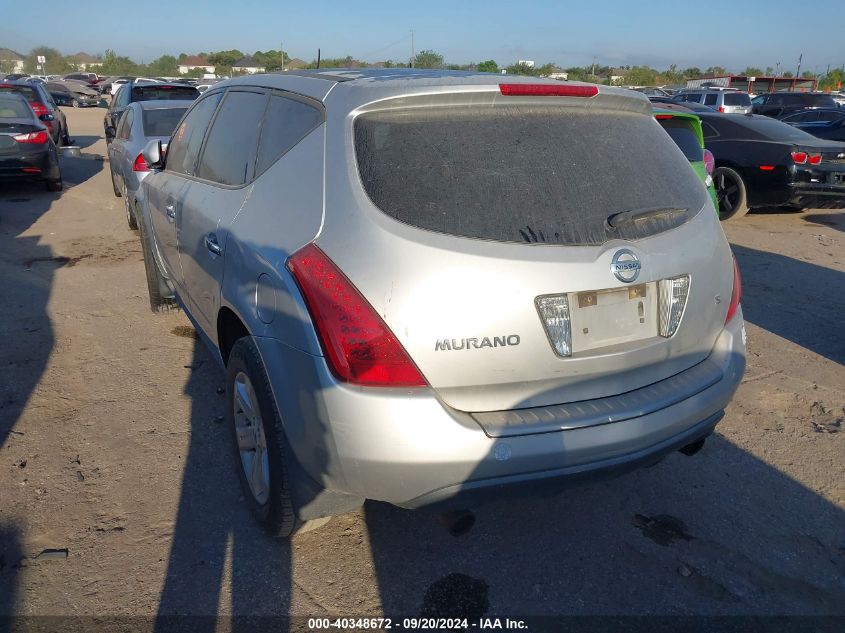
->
xmin=142 ymin=108 xmax=188 ymax=137
xmin=0 ymin=97 xmax=33 ymax=119
xmin=657 ymin=117 xmax=703 ymax=162
xmin=131 ymin=86 xmax=198 ymax=102
xmin=0 ymin=85 xmax=36 ymax=101
xmin=723 ymin=93 xmax=751 ymax=106
xmin=354 ymin=106 xmax=706 ymax=246
xmin=729 ymin=115 xmax=820 ymax=142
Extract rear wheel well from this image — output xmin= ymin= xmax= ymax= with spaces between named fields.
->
xmin=217 ymin=307 xmax=250 ymax=366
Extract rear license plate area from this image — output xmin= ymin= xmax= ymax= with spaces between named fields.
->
xmin=570 ymin=284 xmax=657 ymax=352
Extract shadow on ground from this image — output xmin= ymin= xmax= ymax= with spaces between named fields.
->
xmin=732 ymin=244 xmax=845 ymax=364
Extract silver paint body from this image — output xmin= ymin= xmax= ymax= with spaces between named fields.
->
xmin=139 ymin=70 xmax=746 ymax=510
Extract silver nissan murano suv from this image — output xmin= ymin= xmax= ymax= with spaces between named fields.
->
xmin=136 ymin=69 xmax=746 ymax=537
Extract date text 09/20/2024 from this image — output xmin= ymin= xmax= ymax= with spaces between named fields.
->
xmin=308 ymin=618 xmax=529 ymax=630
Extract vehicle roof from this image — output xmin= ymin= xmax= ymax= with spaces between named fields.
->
xmin=758 ymin=91 xmax=834 ymax=96
xmin=217 ymin=68 xmax=649 ymax=112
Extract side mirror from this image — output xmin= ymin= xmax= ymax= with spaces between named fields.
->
xmin=141 ymin=139 xmax=163 ymax=170
xmin=105 ymin=125 xmax=116 ymax=138
xmin=39 ymin=113 xmax=55 ymax=122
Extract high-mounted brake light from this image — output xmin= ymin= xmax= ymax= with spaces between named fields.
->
xmin=791 ymin=151 xmax=808 ymax=164
xmin=13 ymin=130 xmax=48 ymax=144
xmin=499 ymin=83 xmax=598 ymax=98
xmin=759 ymin=165 xmax=775 ymax=171
xmin=726 ymin=256 xmax=742 ymax=324
xmin=654 ymin=114 xmax=674 ymax=120
xmin=286 ymin=244 xmax=428 ymax=388
xmin=132 ymin=153 xmax=150 ymax=172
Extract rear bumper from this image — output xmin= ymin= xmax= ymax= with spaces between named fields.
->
xmin=254 ymin=311 xmax=746 ymax=512
xmin=0 ymin=148 xmax=60 ymax=181
xmin=787 ymin=182 xmax=845 ymax=209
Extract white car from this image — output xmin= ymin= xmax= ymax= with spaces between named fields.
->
xmin=111 ymin=77 xmax=159 ymax=95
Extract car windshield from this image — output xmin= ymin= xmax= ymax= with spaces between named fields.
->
xmin=0 ymin=85 xmax=36 ymax=101
xmin=0 ymin=96 xmax=32 ymax=118
xmin=355 ymin=105 xmax=706 ymax=246
xmin=132 ymin=86 xmax=198 ymax=101
xmin=142 ymin=108 xmax=188 ymax=137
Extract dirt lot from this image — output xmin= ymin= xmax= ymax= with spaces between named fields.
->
xmin=1 ymin=107 xmax=844 ymax=623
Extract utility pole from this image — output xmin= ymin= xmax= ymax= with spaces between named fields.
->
xmin=796 ymin=53 xmax=802 ymax=78
xmin=410 ymin=30 xmax=415 ymax=68
xmin=591 ymin=55 xmax=596 ymax=78
xmin=281 ymin=41 xmax=285 ymax=71
xmin=775 ymin=61 xmax=780 ymax=77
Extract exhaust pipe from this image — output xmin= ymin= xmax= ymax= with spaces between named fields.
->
xmin=438 ymin=510 xmax=476 ymax=536
xmin=679 ymin=438 xmax=706 ymax=457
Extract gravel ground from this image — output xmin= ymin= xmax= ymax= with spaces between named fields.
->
xmin=1 ymin=107 xmax=843 ymax=623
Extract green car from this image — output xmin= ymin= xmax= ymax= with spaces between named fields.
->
xmin=654 ymin=108 xmax=718 ymax=209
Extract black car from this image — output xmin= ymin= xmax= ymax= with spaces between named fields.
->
xmin=104 ymin=81 xmax=199 ymax=143
xmin=649 ymin=96 xmax=717 ymax=113
xmin=751 ymin=92 xmax=837 ymax=119
xmin=699 ymin=113 xmax=845 ymax=220
xmin=0 ymin=80 xmax=69 ymax=146
xmin=46 ymin=81 xmax=100 ymax=108
xmin=0 ymin=92 xmax=62 ymax=191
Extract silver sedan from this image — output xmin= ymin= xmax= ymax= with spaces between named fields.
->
xmin=107 ymin=100 xmax=187 ymax=229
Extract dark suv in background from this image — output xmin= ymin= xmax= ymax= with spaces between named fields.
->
xmin=0 ymin=80 xmax=69 ymax=145
xmin=751 ymin=92 xmax=837 ymax=119
xmin=105 ymin=81 xmax=199 ymax=143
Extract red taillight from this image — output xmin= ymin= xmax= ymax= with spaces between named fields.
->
xmin=791 ymin=151 xmax=808 ymax=164
xmin=286 ymin=244 xmax=428 ymax=387
xmin=759 ymin=165 xmax=775 ymax=171
xmin=703 ymin=149 xmax=714 ymax=175
xmin=13 ymin=130 xmax=49 ymax=144
xmin=726 ymin=256 xmax=742 ymax=324
xmin=21 ymin=167 xmax=41 ymax=173
xmin=718 ymin=106 xmax=725 ymax=113
xmin=499 ymin=83 xmax=598 ymax=98
xmin=808 ymin=154 xmax=822 ymax=165
xmin=29 ymin=101 xmax=48 ymax=117
xmin=132 ymin=153 xmax=150 ymax=172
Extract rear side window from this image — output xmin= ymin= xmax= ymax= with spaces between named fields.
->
xmin=355 ymin=106 xmax=706 ymax=246
xmin=132 ymin=86 xmax=198 ymax=102
xmin=117 ymin=109 xmax=133 ymax=139
xmin=805 ymin=94 xmax=835 ymax=107
xmin=197 ymin=91 xmax=267 ymax=186
xmin=723 ymin=93 xmax=751 ymax=106
xmin=704 ymin=94 xmax=718 ymax=106
xmin=166 ymin=92 xmax=222 ymax=176
xmin=657 ymin=117 xmax=703 ymax=162
xmin=142 ymin=108 xmax=188 ymax=137
xmin=255 ymin=94 xmax=323 ymax=176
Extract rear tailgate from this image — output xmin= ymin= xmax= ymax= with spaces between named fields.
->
xmin=320 ymin=87 xmax=733 ymax=414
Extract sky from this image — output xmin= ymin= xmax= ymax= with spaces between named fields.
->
xmin=2 ymin=0 xmax=844 ymax=74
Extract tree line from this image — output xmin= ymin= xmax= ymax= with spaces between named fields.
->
xmin=7 ymin=45 xmax=843 ymax=91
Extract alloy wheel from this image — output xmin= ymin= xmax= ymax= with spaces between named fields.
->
xmin=233 ymin=371 xmax=270 ymax=505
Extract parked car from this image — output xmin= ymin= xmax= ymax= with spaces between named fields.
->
xmin=105 ymin=81 xmax=198 ymax=143
xmin=136 ymin=70 xmax=745 ymax=537
xmin=108 ymin=76 xmax=137 ymax=96
xmin=0 ymin=80 xmax=69 ymax=146
xmin=783 ymin=116 xmax=845 ymax=142
xmin=699 ymin=112 xmax=845 ymax=220
xmin=45 ymin=81 xmax=100 ymax=108
xmin=62 ymin=72 xmax=102 ymax=92
xmin=653 ymin=108 xmax=717 ymax=207
xmin=107 ymin=100 xmax=189 ymax=229
xmin=0 ymin=91 xmax=62 ymax=191
xmin=751 ymin=92 xmax=837 ymax=119
xmin=673 ymin=90 xmax=752 ymax=114
xmin=649 ymin=97 xmax=717 ymax=114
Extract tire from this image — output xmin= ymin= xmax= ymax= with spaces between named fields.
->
xmin=45 ymin=178 xmax=62 ymax=192
xmin=137 ymin=216 xmax=178 ymax=312
xmin=226 ymin=337 xmax=297 ymax=538
xmin=713 ymin=166 xmax=750 ymax=221
xmin=124 ymin=187 xmax=138 ymax=230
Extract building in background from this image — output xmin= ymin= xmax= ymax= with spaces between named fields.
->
xmin=686 ymin=75 xmax=818 ymax=93
xmin=67 ymin=52 xmax=103 ymax=71
xmin=0 ymin=48 xmax=25 ymax=74
xmin=232 ymin=56 xmax=265 ymax=74
xmin=178 ymin=55 xmax=216 ymax=75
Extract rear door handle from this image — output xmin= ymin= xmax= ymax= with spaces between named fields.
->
xmin=165 ymin=204 xmax=175 ymax=222
xmin=205 ymin=233 xmax=223 ymax=256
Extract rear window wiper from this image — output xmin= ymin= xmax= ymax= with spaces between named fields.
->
xmin=606 ymin=206 xmax=688 ymax=229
